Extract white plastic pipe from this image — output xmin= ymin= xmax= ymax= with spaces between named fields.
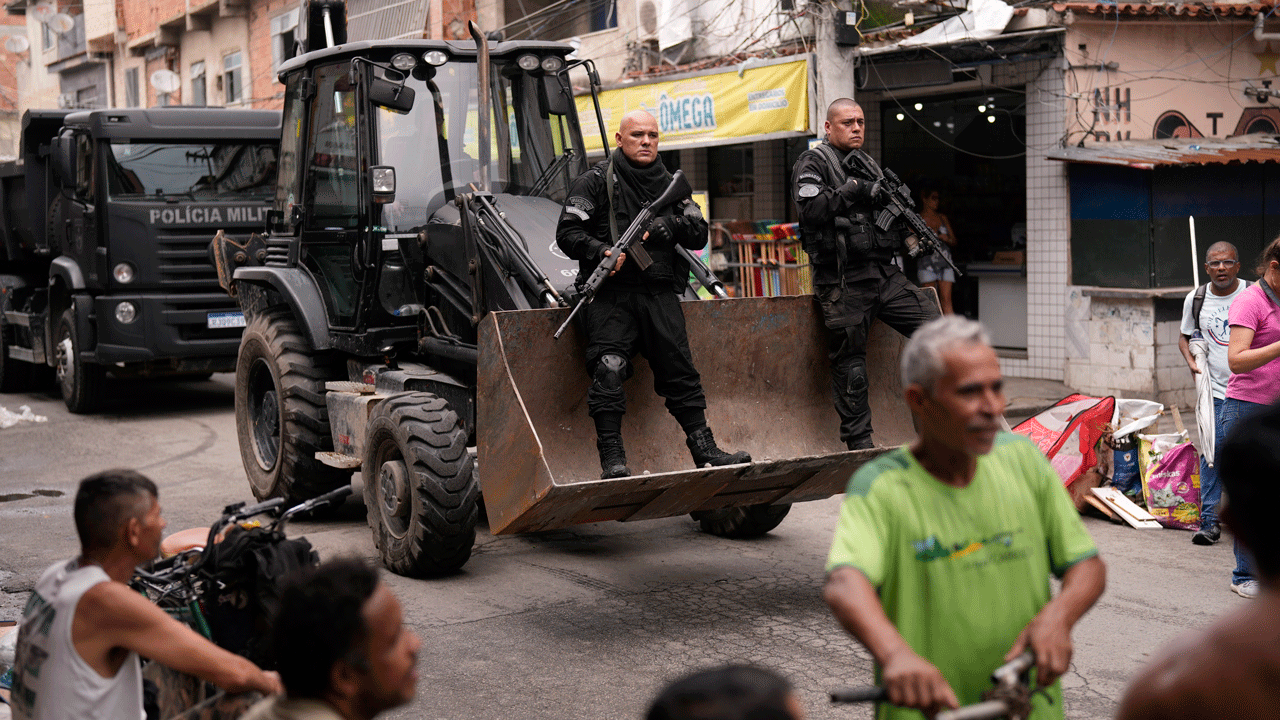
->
xmin=1189 ymin=216 xmax=1200 ymax=287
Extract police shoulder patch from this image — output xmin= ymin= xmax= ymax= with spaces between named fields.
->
xmin=798 ymin=184 xmax=821 ymax=198
xmin=569 ymin=196 xmax=595 ymax=215
xmin=797 ymin=172 xmax=823 ymax=184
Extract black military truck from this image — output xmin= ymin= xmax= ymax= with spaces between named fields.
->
xmin=0 ymin=107 xmax=280 ymax=412
xmin=212 ymin=1 xmax=915 ymax=579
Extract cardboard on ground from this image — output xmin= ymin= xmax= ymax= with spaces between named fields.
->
xmin=1091 ymin=487 xmax=1162 ymax=529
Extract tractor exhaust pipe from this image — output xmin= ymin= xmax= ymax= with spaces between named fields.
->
xmin=468 ymin=21 xmax=491 ymax=193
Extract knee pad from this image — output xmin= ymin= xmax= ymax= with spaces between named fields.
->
xmin=594 ymin=354 xmax=629 ymax=391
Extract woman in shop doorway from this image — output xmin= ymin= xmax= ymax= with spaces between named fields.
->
xmin=916 ymin=183 xmax=960 ymax=314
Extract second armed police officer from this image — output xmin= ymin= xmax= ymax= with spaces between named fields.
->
xmin=556 ymin=110 xmax=750 ymax=479
xmin=792 ymin=98 xmax=940 ymax=450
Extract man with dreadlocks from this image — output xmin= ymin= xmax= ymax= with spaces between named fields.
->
xmin=556 ymin=110 xmax=749 ymax=479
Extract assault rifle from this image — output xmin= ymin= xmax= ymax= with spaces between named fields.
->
xmin=553 ymin=170 xmax=692 ymax=339
xmin=842 ymin=153 xmax=963 ymax=278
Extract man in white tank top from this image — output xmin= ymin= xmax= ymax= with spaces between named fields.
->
xmin=10 ymin=469 xmax=283 ymax=720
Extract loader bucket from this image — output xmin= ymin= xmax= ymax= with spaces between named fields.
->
xmin=476 ymin=295 xmax=916 ymax=535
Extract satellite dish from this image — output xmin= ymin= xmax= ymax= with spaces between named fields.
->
xmin=31 ymin=1 xmax=54 ymax=23
xmin=150 ymin=69 xmax=181 ymax=94
xmin=4 ymin=35 xmax=30 ymax=53
xmin=48 ymin=13 xmax=74 ymax=34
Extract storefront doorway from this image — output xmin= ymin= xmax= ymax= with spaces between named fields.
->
xmin=879 ymin=87 xmax=1028 ymax=347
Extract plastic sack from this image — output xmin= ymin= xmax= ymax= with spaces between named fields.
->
xmin=1013 ymin=394 xmax=1116 ymax=487
xmin=1112 ymin=398 xmax=1163 ymax=440
xmin=1139 ymin=438 xmax=1200 ymax=530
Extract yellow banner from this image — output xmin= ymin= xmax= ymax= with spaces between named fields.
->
xmin=577 ymin=58 xmax=811 ymax=153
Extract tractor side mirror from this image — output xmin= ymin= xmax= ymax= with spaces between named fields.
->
xmin=542 ymin=75 xmax=571 ymax=116
xmin=371 ymin=165 xmax=395 ymax=204
xmin=369 ymin=75 xmax=415 ymax=114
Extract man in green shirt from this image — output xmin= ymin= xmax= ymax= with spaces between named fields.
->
xmin=823 ymin=316 xmax=1106 ymax=719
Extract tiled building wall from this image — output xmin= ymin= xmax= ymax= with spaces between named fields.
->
xmin=1010 ymin=56 xmax=1068 ymax=380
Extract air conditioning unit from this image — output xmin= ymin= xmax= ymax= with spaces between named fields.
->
xmin=636 ymin=0 xmax=659 ymax=41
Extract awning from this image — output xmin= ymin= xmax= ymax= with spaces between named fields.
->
xmin=1046 ymin=135 xmax=1280 ymax=169
xmin=576 ymin=55 xmax=813 ymax=154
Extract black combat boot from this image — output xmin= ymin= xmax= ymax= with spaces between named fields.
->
xmin=597 ymin=433 xmax=631 ymax=479
xmin=686 ymin=427 xmax=751 ymax=468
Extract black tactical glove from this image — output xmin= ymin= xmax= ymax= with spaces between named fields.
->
xmin=646 ymin=215 xmax=681 ymax=248
xmin=836 ymin=178 xmax=886 ymax=206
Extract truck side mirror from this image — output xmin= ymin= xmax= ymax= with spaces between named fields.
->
xmin=369 ymin=75 xmax=415 ymax=114
xmin=371 ymin=166 xmax=395 ymax=204
xmin=53 ymin=135 xmax=77 ymax=187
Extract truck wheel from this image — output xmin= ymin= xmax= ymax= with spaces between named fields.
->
xmin=55 ymin=309 xmax=106 ymax=413
xmin=692 ymin=503 xmax=791 ymax=539
xmin=234 ymin=307 xmax=346 ymax=503
xmin=363 ymin=392 xmax=478 ymax=577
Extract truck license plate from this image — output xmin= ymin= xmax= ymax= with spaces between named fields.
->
xmin=207 ymin=311 xmax=246 ymax=329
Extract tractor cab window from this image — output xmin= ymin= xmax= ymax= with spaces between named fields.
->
xmin=305 ymin=64 xmax=360 ymax=229
xmin=274 ymin=72 xmax=306 ymax=232
xmin=372 ymin=55 xmax=586 ymax=233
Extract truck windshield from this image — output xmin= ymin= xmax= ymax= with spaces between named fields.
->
xmin=376 ymin=57 xmax=585 ymax=233
xmin=106 ymin=142 xmax=278 ymax=199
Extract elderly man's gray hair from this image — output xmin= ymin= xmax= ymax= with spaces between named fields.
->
xmin=900 ymin=316 xmax=992 ymax=392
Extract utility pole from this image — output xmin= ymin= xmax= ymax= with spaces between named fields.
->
xmin=812 ymin=0 xmax=858 ymax=134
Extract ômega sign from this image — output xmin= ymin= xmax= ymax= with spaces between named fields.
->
xmin=579 ymin=57 xmax=811 ymax=152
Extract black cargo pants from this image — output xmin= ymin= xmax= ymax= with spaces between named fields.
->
xmin=583 ymin=287 xmax=708 ymax=421
xmin=817 ymin=267 xmax=940 ymax=449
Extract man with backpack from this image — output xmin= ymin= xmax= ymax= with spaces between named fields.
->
xmin=1178 ymin=241 xmax=1250 ymax=546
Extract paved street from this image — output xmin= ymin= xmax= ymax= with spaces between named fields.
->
xmin=0 ymin=375 xmax=1246 ymax=720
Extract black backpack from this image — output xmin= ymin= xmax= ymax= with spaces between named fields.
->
xmin=198 ymin=525 xmax=318 ymax=667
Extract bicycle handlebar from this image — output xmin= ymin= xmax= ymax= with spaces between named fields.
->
xmin=829 ymin=687 xmax=887 ymax=704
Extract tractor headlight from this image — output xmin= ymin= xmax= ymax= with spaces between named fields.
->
xmin=423 ymin=50 xmax=448 ymax=66
xmin=114 ymin=301 xmax=137 ymax=325
xmin=390 ymin=53 xmax=417 ymax=71
xmin=540 ymin=55 xmax=564 ymax=73
xmin=517 ymin=54 xmax=541 ymax=71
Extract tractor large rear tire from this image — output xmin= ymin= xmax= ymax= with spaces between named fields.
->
xmin=363 ymin=392 xmax=478 ymax=577
xmin=56 ymin=309 xmax=105 ymax=413
xmin=234 ymin=307 xmax=347 ymax=504
xmin=692 ymin=503 xmax=791 ymax=539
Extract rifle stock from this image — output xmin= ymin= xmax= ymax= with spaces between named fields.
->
xmin=553 ymin=170 xmax=693 ymax=338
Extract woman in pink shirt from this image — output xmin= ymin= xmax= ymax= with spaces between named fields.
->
xmin=1220 ymin=236 xmax=1280 ymax=598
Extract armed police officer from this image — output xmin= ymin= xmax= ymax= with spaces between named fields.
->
xmin=792 ymin=98 xmax=940 ymax=450
xmin=556 ymin=110 xmax=750 ymax=479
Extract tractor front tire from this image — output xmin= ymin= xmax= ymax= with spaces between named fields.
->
xmin=692 ymin=503 xmax=791 ymax=539
xmin=55 ymin=309 xmax=105 ymax=413
xmin=234 ymin=307 xmax=346 ymax=503
xmin=364 ymin=392 xmax=478 ymax=577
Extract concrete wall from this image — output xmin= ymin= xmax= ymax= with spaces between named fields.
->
xmin=1064 ymin=292 xmax=1195 ymax=408
xmin=1063 ymin=17 xmax=1277 ymax=144
xmin=180 ymin=17 xmax=252 ymax=107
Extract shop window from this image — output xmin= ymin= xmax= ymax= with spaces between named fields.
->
xmin=124 ymin=68 xmax=140 ymax=107
xmin=502 ymin=0 xmax=615 ymax=39
xmin=1068 ymin=162 xmax=1280 ymax=288
xmin=223 ymin=51 xmax=243 ymax=104
xmin=191 ymin=61 xmax=206 ymax=106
